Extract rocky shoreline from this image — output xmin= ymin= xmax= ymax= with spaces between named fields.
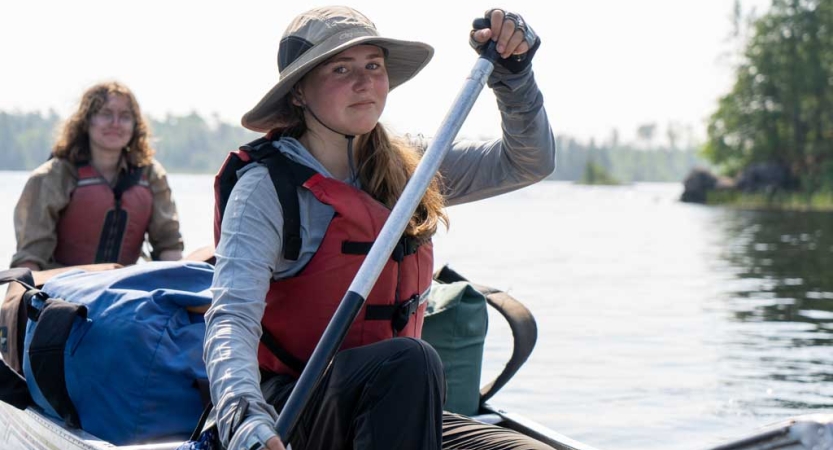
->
xmin=681 ymin=162 xmax=798 ymax=203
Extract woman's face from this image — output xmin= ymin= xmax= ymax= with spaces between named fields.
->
xmin=87 ymin=94 xmax=135 ymax=154
xmin=297 ymin=44 xmax=389 ymax=136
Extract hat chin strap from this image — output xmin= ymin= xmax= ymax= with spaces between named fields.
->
xmin=304 ymin=104 xmax=358 ymax=184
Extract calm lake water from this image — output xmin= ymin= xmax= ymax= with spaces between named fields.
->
xmin=1 ymin=170 xmax=831 ymax=450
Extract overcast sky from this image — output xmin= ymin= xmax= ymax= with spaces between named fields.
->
xmin=0 ymin=0 xmax=770 ymax=145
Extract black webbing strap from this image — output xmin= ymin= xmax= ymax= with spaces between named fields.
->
xmin=260 ymin=151 xmax=317 ymax=261
xmin=75 ymin=162 xmax=143 ymax=263
xmin=95 ymin=208 xmax=128 ymax=263
xmin=217 ymin=136 xmax=273 ymax=243
xmin=260 ymin=328 xmax=306 ymax=374
xmin=341 ymin=236 xmax=421 ymax=262
xmin=112 ymin=165 xmax=144 ymax=202
xmin=263 ymin=154 xmax=303 ymax=261
xmin=193 ymin=378 xmax=212 ymax=409
xmin=0 ymin=267 xmax=35 ymax=289
xmin=0 ymin=358 xmax=30 ymax=410
xmin=217 ymin=155 xmax=250 ymax=228
xmin=240 ymin=137 xmax=271 ymax=154
xmin=189 ymin=402 xmax=215 ymax=442
xmin=220 ymin=136 xmax=316 ymax=261
xmin=188 ymin=379 xmax=215 ymax=441
xmin=27 ymin=298 xmax=87 ymax=428
xmin=341 ymin=241 xmax=374 ymax=255
xmin=365 ymin=294 xmax=421 ymax=332
xmin=345 ymin=236 xmax=423 ymax=332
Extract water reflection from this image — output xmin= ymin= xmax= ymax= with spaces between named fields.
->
xmin=714 ymin=209 xmax=833 ymax=410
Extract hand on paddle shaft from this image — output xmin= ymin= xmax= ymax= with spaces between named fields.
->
xmin=470 ymin=9 xmax=541 ymax=73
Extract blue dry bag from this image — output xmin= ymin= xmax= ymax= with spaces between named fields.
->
xmin=22 ymin=261 xmax=213 ymax=445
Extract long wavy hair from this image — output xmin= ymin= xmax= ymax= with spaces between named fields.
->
xmin=275 ymin=96 xmax=448 ymax=241
xmin=52 ymin=81 xmax=154 ymax=166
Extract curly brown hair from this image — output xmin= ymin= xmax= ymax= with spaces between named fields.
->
xmin=52 ymin=81 xmax=154 ymax=166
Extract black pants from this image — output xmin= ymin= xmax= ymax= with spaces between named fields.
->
xmin=262 ymin=338 xmax=553 ymax=450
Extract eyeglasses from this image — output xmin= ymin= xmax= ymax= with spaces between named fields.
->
xmin=91 ymin=110 xmax=135 ymax=127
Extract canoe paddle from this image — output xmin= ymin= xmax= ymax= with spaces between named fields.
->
xmin=274 ymin=37 xmax=502 ymax=445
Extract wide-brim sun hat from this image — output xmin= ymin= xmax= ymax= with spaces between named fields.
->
xmin=242 ymin=6 xmax=434 ymax=133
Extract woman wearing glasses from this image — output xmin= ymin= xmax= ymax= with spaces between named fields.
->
xmin=11 ymin=81 xmax=183 ymax=270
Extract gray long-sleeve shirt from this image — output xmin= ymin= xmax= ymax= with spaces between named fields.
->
xmin=205 ymin=65 xmax=555 ymax=450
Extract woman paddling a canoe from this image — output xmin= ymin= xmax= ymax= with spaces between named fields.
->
xmin=206 ymin=6 xmax=554 ymax=449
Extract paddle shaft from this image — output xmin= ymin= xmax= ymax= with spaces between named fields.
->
xmin=275 ymin=44 xmax=500 ymax=444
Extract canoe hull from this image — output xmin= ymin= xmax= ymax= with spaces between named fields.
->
xmin=0 ymin=400 xmax=596 ymax=450
xmin=5 ymin=398 xmax=830 ymax=450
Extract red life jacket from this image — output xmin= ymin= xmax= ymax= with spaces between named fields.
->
xmin=53 ymin=164 xmax=153 ymax=266
xmin=214 ymin=138 xmax=433 ymax=377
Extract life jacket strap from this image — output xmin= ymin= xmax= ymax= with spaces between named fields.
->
xmin=261 ymin=152 xmax=305 ymax=261
xmin=111 ymin=165 xmax=144 ymax=203
xmin=239 ymin=136 xmax=271 ymax=154
xmin=365 ymin=293 xmax=421 ymax=332
xmin=260 ymin=328 xmax=306 ymax=374
xmin=235 ymin=138 xmax=318 ymax=261
xmin=340 ymin=235 xmax=422 ymax=262
xmin=341 ymin=236 xmax=423 ymax=332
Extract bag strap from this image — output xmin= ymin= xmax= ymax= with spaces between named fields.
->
xmin=27 ymin=298 xmax=87 ymax=428
xmin=433 ymin=264 xmax=538 ymax=404
xmin=0 ymin=358 xmax=31 ymax=410
xmin=0 ymin=268 xmax=35 ymax=290
xmin=0 ymin=269 xmax=38 ymax=373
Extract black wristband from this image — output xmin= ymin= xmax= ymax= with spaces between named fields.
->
xmin=496 ymin=36 xmax=541 ymax=74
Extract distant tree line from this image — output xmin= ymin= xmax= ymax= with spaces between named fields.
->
xmin=149 ymin=113 xmax=261 ymax=173
xmin=0 ymin=110 xmax=704 ymax=182
xmin=0 ymin=111 xmax=62 ymax=170
xmin=550 ymin=134 xmax=705 ymax=183
xmin=0 ymin=111 xmax=260 ymax=174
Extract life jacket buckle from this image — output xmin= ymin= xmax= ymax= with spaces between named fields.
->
xmin=392 ymin=294 xmax=420 ymax=332
xmin=392 ymin=236 xmax=419 ymax=263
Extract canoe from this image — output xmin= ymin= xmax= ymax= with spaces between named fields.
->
xmin=1 ymin=391 xmax=831 ymax=450
xmin=0 ymin=264 xmax=830 ymax=450
xmin=0 ymin=398 xmax=596 ymax=450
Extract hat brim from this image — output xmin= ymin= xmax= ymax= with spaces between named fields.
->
xmin=242 ymin=33 xmax=434 ymax=133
